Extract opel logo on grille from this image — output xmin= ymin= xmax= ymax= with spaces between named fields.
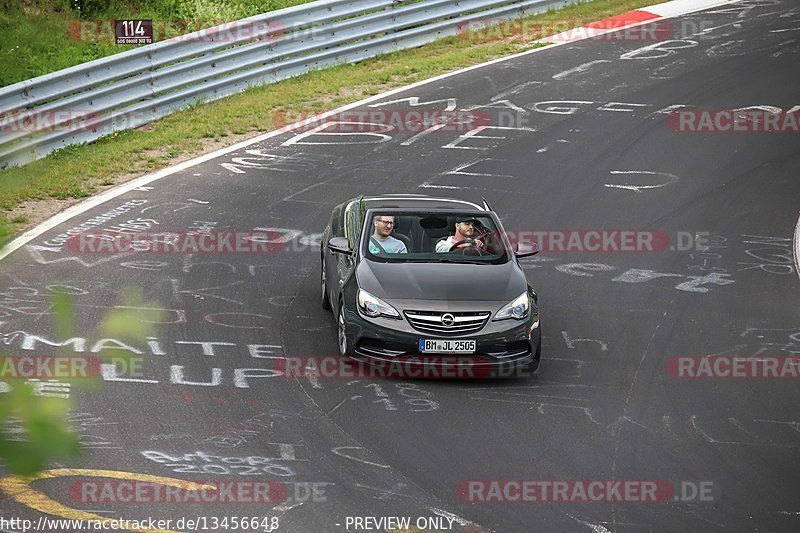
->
xmin=441 ymin=313 xmax=455 ymax=327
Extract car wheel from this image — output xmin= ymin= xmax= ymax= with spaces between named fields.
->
xmin=321 ymin=260 xmax=331 ymax=310
xmin=337 ymin=304 xmax=352 ymax=356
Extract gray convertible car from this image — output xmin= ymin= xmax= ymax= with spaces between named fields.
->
xmin=321 ymin=195 xmax=541 ymax=376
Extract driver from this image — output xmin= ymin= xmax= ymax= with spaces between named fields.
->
xmin=436 ymin=216 xmax=484 ymax=252
xmin=369 ymin=215 xmax=408 ymax=254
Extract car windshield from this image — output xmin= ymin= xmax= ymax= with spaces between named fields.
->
xmin=363 ymin=212 xmax=509 ymax=263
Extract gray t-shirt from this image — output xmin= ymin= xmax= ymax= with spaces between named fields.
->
xmin=369 ymin=235 xmax=407 ymax=254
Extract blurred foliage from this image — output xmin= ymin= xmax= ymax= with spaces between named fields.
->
xmin=0 ymin=287 xmax=163 ymax=475
xmin=0 ymin=386 xmax=80 ymax=475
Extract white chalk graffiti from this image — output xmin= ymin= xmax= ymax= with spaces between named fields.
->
xmin=443 ymin=126 xmax=535 ymax=151
xmin=620 ymin=40 xmax=699 ymax=60
xmin=331 ymin=446 xmax=390 ymax=469
xmin=337 ymin=382 xmax=440 ymax=412
xmin=550 ymin=263 xmax=735 ymax=293
xmin=141 ymin=450 xmax=298 ymax=477
xmin=561 ymin=331 xmax=608 ymax=352
xmin=604 ymin=170 xmax=679 ymax=193
xmin=739 ymin=234 xmax=796 ymax=275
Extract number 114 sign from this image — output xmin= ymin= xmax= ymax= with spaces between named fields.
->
xmin=114 ymin=20 xmax=153 ymax=45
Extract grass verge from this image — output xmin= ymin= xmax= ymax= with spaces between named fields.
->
xmin=0 ymin=0 xmax=665 ymax=249
xmin=0 ymin=0 xmax=316 ymax=87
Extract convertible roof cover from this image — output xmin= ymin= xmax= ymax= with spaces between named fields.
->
xmin=359 ymin=194 xmax=484 ymax=211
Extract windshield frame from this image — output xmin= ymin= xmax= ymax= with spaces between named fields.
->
xmin=360 ymin=208 xmax=512 ymax=264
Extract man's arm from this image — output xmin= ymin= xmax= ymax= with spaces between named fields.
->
xmin=435 ymin=238 xmax=451 ymax=253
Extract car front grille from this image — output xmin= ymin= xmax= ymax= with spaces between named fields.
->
xmin=404 ymin=310 xmax=490 ymax=336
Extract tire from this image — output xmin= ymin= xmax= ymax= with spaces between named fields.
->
xmin=321 ymin=259 xmax=331 ymax=310
xmin=337 ymin=304 xmax=352 ymax=356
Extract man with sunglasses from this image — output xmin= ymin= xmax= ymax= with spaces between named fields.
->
xmin=369 ymin=215 xmax=408 ymax=254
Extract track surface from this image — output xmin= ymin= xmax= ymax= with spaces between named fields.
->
xmin=1 ymin=1 xmax=799 ymax=531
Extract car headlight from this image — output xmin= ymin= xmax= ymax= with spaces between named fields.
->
xmin=358 ymin=289 xmax=400 ymax=319
xmin=494 ymin=292 xmax=530 ymax=321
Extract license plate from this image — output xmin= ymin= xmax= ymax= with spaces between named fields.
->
xmin=419 ymin=339 xmax=476 ymax=354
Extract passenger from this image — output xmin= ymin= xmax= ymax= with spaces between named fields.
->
xmin=369 ymin=215 xmax=408 ymax=253
xmin=436 ymin=216 xmax=484 ymax=252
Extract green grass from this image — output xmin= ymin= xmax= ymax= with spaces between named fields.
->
xmin=0 ymin=0 xmax=663 ymax=248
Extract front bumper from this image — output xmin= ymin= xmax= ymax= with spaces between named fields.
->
xmin=341 ymin=297 xmax=540 ymax=377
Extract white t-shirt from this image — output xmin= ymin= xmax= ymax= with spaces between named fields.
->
xmin=436 ymin=236 xmax=485 ymax=252
xmin=435 ymin=236 xmax=457 ymax=253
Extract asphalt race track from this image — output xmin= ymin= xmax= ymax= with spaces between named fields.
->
xmin=1 ymin=1 xmax=799 ymax=531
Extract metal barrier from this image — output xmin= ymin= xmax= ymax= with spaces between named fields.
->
xmin=0 ymin=0 xmax=575 ymax=168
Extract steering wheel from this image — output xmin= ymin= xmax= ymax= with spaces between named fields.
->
xmin=449 ymin=232 xmax=487 ymax=256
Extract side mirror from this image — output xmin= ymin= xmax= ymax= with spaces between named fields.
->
xmin=515 ymin=241 xmax=540 ymax=258
xmin=328 ymin=237 xmax=353 ymax=255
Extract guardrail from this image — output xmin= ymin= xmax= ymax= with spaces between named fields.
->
xmin=0 ymin=0 xmax=575 ymax=168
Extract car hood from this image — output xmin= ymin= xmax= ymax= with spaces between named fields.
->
xmin=356 ymin=259 xmax=527 ymax=302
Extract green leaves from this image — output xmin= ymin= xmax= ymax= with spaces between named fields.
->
xmin=0 ymin=385 xmax=79 ymax=475
xmin=0 ymin=287 xmax=163 ymax=475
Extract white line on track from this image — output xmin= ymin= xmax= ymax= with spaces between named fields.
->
xmin=552 ymin=60 xmax=611 ymax=80
xmin=565 ymin=513 xmax=613 ymax=533
xmin=794 ymin=213 xmax=800 ymax=281
xmin=0 ymin=0 xmax=739 ymax=263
